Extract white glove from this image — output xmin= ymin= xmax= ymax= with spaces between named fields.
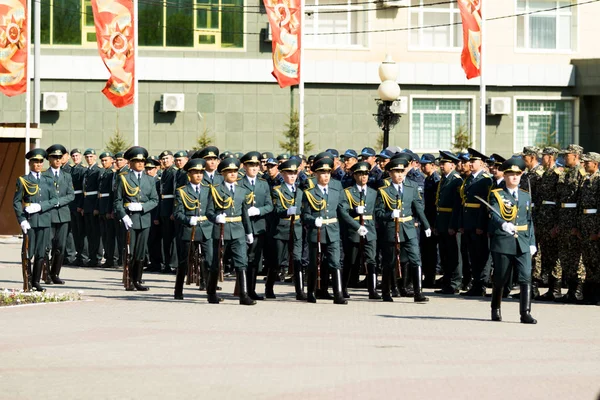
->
xmin=122 ymin=215 xmax=133 ymax=230
xmin=315 ymin=217 xmax=323 ymax=228
xmin=246 ymin=234 xmax=254 ymax=244
xmin=286 ymin=206 xmax=297 ymax=216
xmin=247 ymin=206 xmax=260 ymax=217
xmin=425 ymin=228 xmax=432 ymax=238
xmin=189 ymin=216 xmax=198 ymax=226
xmin=215 ymin=213 xmax=226 ymax=224
xmin=530 ymin=245 xmax=537 ymax=256
xmin=127 ymin=202 xmax=143 ymax=212
xmin=501 ymin=222 xmax=516 ymax=235
xmin=357 ymin=226 xmax=368 ymax=237
xmin=20 ymin=220 xmax=31 ymax=234
xmin=25 ymin=203 xmax=41 ymax=214
xmin=392 ymin=209 xmax=401 ymax=219
xmin=356 ymin=205 xmax=365 ymax=215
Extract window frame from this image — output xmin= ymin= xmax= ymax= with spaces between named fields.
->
xmin=512 ymin=96 xmax=579 ymax=153
xmin=408 ymin=94 xmax=477 ymax=153
xmin=304 ymin=0 xmax=369 ymax=50
xmin=514 ymin=0 xmax=578 ymax=54
xmin=407 ymin=0 xmax=463 ymax=52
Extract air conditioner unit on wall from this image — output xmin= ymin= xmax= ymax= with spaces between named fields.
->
xmin=377 ymin=0 xmax=409 ymax=8
xmin=487 ymin=97 xmax=511 ymax=115
xmin=42 ymin=92 xmax=68 ymax=111
xmin=390 ymin=97 xmax=408 ymax=115
xmin=264 ymin=23 xmax=272 ymax=42
xmin=160 ymin=93 xmax=185 ymax=112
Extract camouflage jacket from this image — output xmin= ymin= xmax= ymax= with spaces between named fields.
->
xmin=556 ymin=164 xmax=586 ymax=229
xmin=520 ymin=163 xmax=544 ymax=212
xmin=577 ymin=170 xmax=600 ymax=236
xmin=535 ymin=166 xmax=560 ymax=229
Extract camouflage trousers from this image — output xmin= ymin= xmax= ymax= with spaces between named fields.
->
xmin=582 ymin=239 xmax=600 ymax=284
xmin=536 ymin=229 xmax=561 ymax=280
xmin=558 ymin=231 xmax=585 ymax=282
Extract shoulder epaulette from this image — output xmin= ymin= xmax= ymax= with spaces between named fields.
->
xmin=535 ymin=169 xmax=544 ymax=176
xmin=236 ymin=177 xmax=242 ymax=181
xmin=454 ymin=173 xmax=462 ymax=179
xmin=519 ymin=188 xmax=529 ymax=193
xmin=482 ymin=173 xmax=491 ymax=178
xmin=491 ymin=188 xmax=502 ymax=192
xmin=258 ymin=177 xmax=266 ymax=181
xmin=200 ymin=182 xmax=209 ymax=187
xmin=579 ymin=167 xmax=586 ymax=176
xmin=176 ymin=185 xmax=186 ymax=190
xmin=118 ymin=171 xmax=128 ymax=176
xmin=273 ymin=185 xmax=281 ymax=190
xmin=553 ymin=168 xmax=561 ymax=175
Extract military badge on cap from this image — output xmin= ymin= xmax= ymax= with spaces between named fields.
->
xmin=385 ymin=157 xmax=408 ymax=171
xmin=46 ymin=144 xmax=67 ymax=158
xmin=124 ymin=146 xmax=148 ymax=161
xmin=313 ymin=158 xmax=334 ymax=172
xmin=279 ymin=158 xmax=300 ymax=172
xmin=26 ymin=148 xmax=47 ymax=161
xmin=184 ymin=158 xmax=206 ymax=171
xmin=174 ymin=150 xmax=187 ymax=158
xmin=159 ymin=150 xmax=173 ymax=158
xmin=241 ymin=151 xmax=261 ymax=164
xmin=217 ymin=156 xmax=240 ymax=172
xmin=563 ymin=144 xmax=584 ymax=155
xmin=467 ymin=147 xmax=487 ymax=162
xmin=261 ymin=151 xmax=274 ymax=161
xmin=83 ymin=148 xmax=96 ymax=156
xmin=500 ymin=157 xmax=525 ymax=173
xmin=351 ymin=161 xmax=370 ymax=173
xmin=145 ymin=155 xmax=160 ymax=168
xmin=70 ymin=148 xmax=81 ymax=156
xmin=99 ymin=151 xmax=114 ymax=159
xmin=438 ymin=150 xmax=459 ymax=164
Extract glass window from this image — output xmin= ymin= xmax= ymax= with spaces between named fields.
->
xmin=411 ymin=99 xmax=472 ymax=151
xmin=409 ymin=0 xmax=462 ymax=49
xmin=515 ymin=100 xmax=574 ymax=150
xmin=305 ymin=0 xmax=366 ymax=47
xmin=516 ymin=0 xmax=576 ymax=50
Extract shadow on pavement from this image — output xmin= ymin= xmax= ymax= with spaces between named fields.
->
xmin=377 ymin=314 xmax=498 ymax=323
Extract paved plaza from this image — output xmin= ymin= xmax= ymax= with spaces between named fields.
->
xmin=1 ymin=239 xmax=599 ymax=400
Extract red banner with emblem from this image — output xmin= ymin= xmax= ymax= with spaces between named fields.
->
xmin=0 ymin=0 xmax=27 ymax=97
xmin=458 ymin=0 xmax=481 ymax=79
xmin=263 ymin=0 xmax=301 ymax=88
xmin=91 ymin=0 xmax=135 ymax=107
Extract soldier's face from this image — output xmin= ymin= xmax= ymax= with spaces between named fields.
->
xmin=365 ymin=156 xmax=376 ymax=166
xmin=282 ymin=170 xmax=298 ymax=185
xmin=504 ymin=171 xmax=521 ymax=188
xmin=584 ymin=161 xmax=598 ymax=174
xmin=100 ymin=157 xmax=113 ymax=169
xmin=541 ymin=155 xmax=554 ymax=168
xmin=146 ymin=167 xmax=157 ymax=177
xmin=29 ymin=159 xmax=43 ymax=173
xmin=440 ymin=161 xmax=455 ymax=175
xmin=49 ymin=155 xmax=62 ymax=169
xmin=162 ymin=155 xmax=174 ymax=168
xmin=316 ymin=170 xmax=331 ymax=186
xmin=343 ymin=157 xmax=357 ymax=171
xmin=130 ymin=160 xmax=144 ymax=172
xmin=390 ymin=170 xmax=405 ymax=184
xmin=85 ymin=154 xmax=96 ymax=166
xmin=565 ymin=153 xmax=578 ymax=167
xmin=71 ymin=153 xmax=82 ymax=165
xmin=174 ymin=157 xmax=188 ymax=169
xmin=523 ymin=155 xmax=537 ymax=169
xmin=224 ymin=170 xmax=238 ymax=183
xmin=205 ymin=157 xmax=218 ymax=171
xmin=267 ymin=164 xmax=278 ymax=177
xmin=60 ymin=153 xmax=69 ymax=166
xmin=470 ymin=159 xmax=483 ymax=172
xmin=188 ymin=170 xmax=203 ymax=184
xmin=421 ymin=163 xmax=434 ymax=175
xmin=115 ymin=157 xmax=127 ymax=169
xmin=260 ymin=160 xmax=268 ymax=172
xmin=353 ymin=171 xmax=368 ymax=186
xmin=379 ymin=158 xmax=390 ymax=169
xmin=245 ymin=162 xmax=260 ymax=178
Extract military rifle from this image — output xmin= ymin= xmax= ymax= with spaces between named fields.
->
xmin=358 ymin=191 xmax=367 ymax=275
xmin=288 ymin=214 xmax=295 ymax=276
xmin=218 ymin=223 xmax=225 ymax=283
xmin=21 ymin=234 xmax=31 ymax=291
xmin=122 ymin=229 xmax=131 ymax=289
xmin=394 ymin=194 xmax=402 ymax=279
xmin=187 ymin=223 xmax=197 ymax=285
xmin=42 ymin=254 xmax=50 ymax=284
xmin=316 ymin=221 xmax=322 ymax=290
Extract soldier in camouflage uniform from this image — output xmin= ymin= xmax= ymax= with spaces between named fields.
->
xmin=553 ymin=144 xmax=587 ymax=303
xmin=536 ymin=147 xmax=563 ymax=301
xmin=577 ymin=152 xmax=600 ymax=305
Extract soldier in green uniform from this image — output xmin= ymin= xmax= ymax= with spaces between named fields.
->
xmin=238 ymin=151 xmax=274 ymax=300
xmin=157 ymin=150 xmax=178 ymax=273
xmin=268 ymin=158 xmax=306 ymax=300
xmin=487 ymin=157 xmax=537 ymax=324
xmin=206 ymin=157 xmax=255 ymax=305
xmin=576 ymin=152 xmax=600 ymax=304
xmin=302 ymin=157 xmax=347 ymax=304
xmin=42 ymin=145 xmax=74 ymax=284
xmin=554 ymin=144 xmax=587 ymax=303
xmin=113 ymin=151 xmax=129 ymax=266
xmin=82 ymin=149 xmax=103 ymax=267
xmin=13 ymin=149 xmax=58 ymax=291
xmin=196 ymin=146 xmax=224 ymax=187
xmin=535 ymin=147 xmax=562 ymax=301
xmin=434 ymin=151 xmax=463 ymax=295
xmin=173 ymin=158 xmax=215 ymax=300
xmin=98 ymin=151 xmax=117 ymax=268
xmin=145 ymin=156 xmax=163 ymax=273
xmin=68 ymin=149 xmax=88 ymax=266
xmin=113 ymin=146 xmax=159 ymax=291
xmin=375 ymin=157 xmax=431 ymax=303
xmin=459 ymin=148 xmax=493 ymax=296
xmin=338 ymin=161 xmax=380 ymax=300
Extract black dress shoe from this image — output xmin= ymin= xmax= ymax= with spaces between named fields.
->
xmin=207 ymin=294 xmax=223 ymax=304
xmin=491 ymin=309 xmax=502 ymax=321
xmin=32 ymin=283 xmax=46 ymax=292
xmin=134 ymin=282 xmax=149 ymax=291
xmin=174 ymin=294 xmax=184 ymax=300
xmin=50 ymin=275 xmax=65 ymax=285
xmin=414 ymin=293 xmax=429 ymax=303
xmin=100 ymin=262 xmax=114 ymax=268
xmin=307 ymin=293 xmax=317 ymax=303
xmin=435 ymin=287 xmax=459 ymax=295
xmin=316 ymin=290 xmax=333 ymax=300
xmin=249 ymin=293 xmax=265 ymax=301
xmin=461 ymin=287 xmax=486 ymax=297
xmin=369 ymin=293 xmax=382 ymax=300
xmin=296 ymin=292 xmax=307 ymax=301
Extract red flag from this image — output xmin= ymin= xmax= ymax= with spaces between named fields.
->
xmin=0 ymin=0 xmax=27 ymax=97
xmin=264 ymin=0 xmax=301 ymax=88
xmin=91 ymin=0 xmax=135 ymax=107
xmin=458 ymin=0 xmax=482 ymax=79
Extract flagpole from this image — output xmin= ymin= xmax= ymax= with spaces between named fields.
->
xmin=479 ymin=0 xmax=486 ymax=154
xmin=133 ymin=0 xmax=139 ymax=146
xmin=25 ymin=0 xmax=32 ymax=174
xmin=298 ymin=0 xmax=305 ymax=155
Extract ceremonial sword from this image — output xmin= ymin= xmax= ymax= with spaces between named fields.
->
xmin=474 ymin=195 xmax=518 ymax=238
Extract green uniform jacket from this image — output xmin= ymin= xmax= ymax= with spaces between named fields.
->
xmin=237 ymin=176 xmax=274 ymax=235
xmin=82 ymin=164 xmax=101 ymax=213
xmin=206 ymin=183 xmax=252 ymax=240
xmin=173 ymin=182 xmax=213 ymax=241
xmin=338 ymin=185 xmax=377 ymax=243
xmin=488 ymin=187 xmax=535 ymax=255
xmin=202 ymin=171 xmax=224 ymax=187
xmin=13 ymin=173 xmax=58 ymax=227
xmin=42 ymin=168 xmax=74 ymax=224
xmin=375 ymin=181 xmax=430 ymax=242
xmin=271 ymin=184 xmax=303 ymax=241
xmin=70 ymin=163 xmax=86 ymax=211
xmin=435 ymin=172 xmax=463 ymax=232
xmin=303 ymin=175 xmax=343 ymax=192
xmin=97 ymin=168 xmax=115 ymax=215
xmin=301 ymin=185 xmax=342 ymax=244
xmin=158 ymin=165 xmax=177 ymax=218
xmin=458 ymin=171 xmax=493 ymax=231
xmin=113 ymin=171 xmax=159 ymax=229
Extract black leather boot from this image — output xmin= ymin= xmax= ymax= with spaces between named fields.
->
xmin=247 ymin=266 xmax=264 ymax=301
xmin=413 ymin=266 xmax=429 ymax=303
xmin=332 ymin=269 xmax=348 ymax=305
xmin=307 ymin=267 xmax=317 ymax=303
xmin=238 ymin=270 xmax=256 ymax=306
xmin=198 ymin=264 xmax=207 ymax=291
xmin=400 ymin=262 xmax=415 ymax=297
xmin=391 ymin=267 xmax=400 ymax=298
xmin=206 ymin=271 xmax=223 ymax=304
xmin=537 ymin=275 xmax=560 ymax=301
xmin=491 ymin=286 xmax=502 ymax=321
xmin=294 ymin=263 xmax=307 ymax=300
xmin=531 ymin=279 xmax=540 ymax=299
xmin=50 ymin=253 xmax=65 ymax=284
xmin=32 ymin=258 xmax=45 ymax=292
xmin=174 ymin=266 xmax=185 ymax=300
xmin=316 ymin=267 xmax=333 ymax=300
xmin=125 ymin=260 xmax=135 ymax=291
xmin=265 ymin=267 xmax=279 ymax=299
xmin=368 ymin=265 xmax=381 ymax=300
xmin=382 ymin=268 xmax=393 ymax=302
xmin=520 ymin=284 xmax=537 ymax=324
xmin=341 ymin=262 xmax=351 ymax=299
xmin=134 ymin=261 xmax=149 ymax=291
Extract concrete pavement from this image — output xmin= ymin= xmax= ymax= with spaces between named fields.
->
xmin=1 ymin=240 xmax=599 ymax=400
